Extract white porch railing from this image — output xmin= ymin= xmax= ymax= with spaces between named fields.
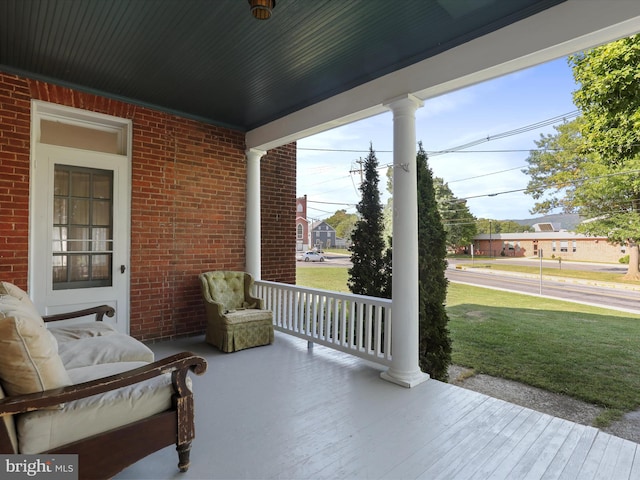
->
xmin=254 ymin=280 xmax=392 ymax=366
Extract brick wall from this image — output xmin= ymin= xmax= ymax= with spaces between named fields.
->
xmin=0 ymin=74 xmax=30 ymax=285
xmin=0 ymin=71 xmax=296 ymax=341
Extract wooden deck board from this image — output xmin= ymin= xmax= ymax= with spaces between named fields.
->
xmin=516 ymin=417 xmax=576 ymax=480
xmin=114 ymin=333 xmax=639 ymax=480
xmin=630 ymin=447 xmax=640 ymax=479
xmin=540 ymin=423 xmax=591 ymax=480
xmin=416 ymin=402 xmax=523 ymax=479
xmin=452 ymin=407 xmax=536 ymax=478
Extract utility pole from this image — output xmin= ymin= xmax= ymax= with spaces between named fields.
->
xmin=350 ymin=158 xmax=364 ymax=183
xmin=489 ymin=219 xmax=492 ymax=258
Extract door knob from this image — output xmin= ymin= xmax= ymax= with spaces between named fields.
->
xmin=120 ymin=265 xmax=126 ymax=274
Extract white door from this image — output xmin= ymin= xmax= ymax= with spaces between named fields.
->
xmin=30 ymin=102 xmax=131 ymax=333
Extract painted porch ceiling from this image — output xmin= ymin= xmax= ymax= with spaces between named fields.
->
xmin=0 ymin=0 xmax=565 ymax=132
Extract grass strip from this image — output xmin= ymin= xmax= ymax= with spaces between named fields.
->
xmin=296 ymin=266 xmax=349 ymax=292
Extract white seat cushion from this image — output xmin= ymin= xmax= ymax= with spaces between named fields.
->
xmin=17 ymin=362 xmax=174 ymax=454
xmin=56 ymin=334 xmax=154 ymax=369
xmin=49 ymin=322 xmax=118 ymax=342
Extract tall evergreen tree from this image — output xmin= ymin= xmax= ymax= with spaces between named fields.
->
xmin=416 ymin=143 xmax=452 ymax=381
xmin=348 ymin=145 xmax=391 ymax=298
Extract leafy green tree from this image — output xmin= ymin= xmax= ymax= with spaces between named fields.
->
xmin=523 ymin=35 xmax=640 ymax=278
xmin=416 ymin=143 xmax=452 ymax=381
xmin=523 ymin=118 xmax=590 ymax=215
xmin=570 ymin=35 xmax=640 ymax=279
xmin=348 ymin=145 xmax=391 ymax=297
xmin=434 ymin=177 xmax=477 ymax=250
xmin=476 ymin=219 xmax=534 ymax=234
xmin=324 ymin=209 xmax=358 ymax=241
xmin=572 ymin=35 xmax=640 ymax=163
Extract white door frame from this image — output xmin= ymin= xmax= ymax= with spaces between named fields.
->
xmin=29 ymin=101 xmax=132 ymax=333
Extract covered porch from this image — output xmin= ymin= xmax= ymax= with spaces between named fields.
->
xmin=117 ymin=330 xmax=639 ymax=479
xmin=1 ymin=2 xmax=640 ymax=476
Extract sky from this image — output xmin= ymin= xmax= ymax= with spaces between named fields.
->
xmin=296 ymin=57 xmax=579 ymax=222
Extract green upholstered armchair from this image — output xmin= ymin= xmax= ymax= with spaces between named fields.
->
xmin=198 ymin=271 xmax=274 ymax=353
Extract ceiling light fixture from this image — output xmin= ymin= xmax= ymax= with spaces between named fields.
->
xmin=248 ymin=0 xmax=276 ymax=20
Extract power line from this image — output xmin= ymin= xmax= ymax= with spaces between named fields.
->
xmin=448 ymin=165 xmax=527 ymax=183
xmin=428 ymin=148 xmax=560 ymax=154
xmin=428 ymin=111 xmax=580 ymax=157
xmin=299 ymin=147 xmax=393 ymax=153
xmin=298 ymin=111 xmax=579 ymax=157
xmin=308 ymin=200 xmax=358 ymax=206
xmin=453 ymin=168 xmax=640 ymax=202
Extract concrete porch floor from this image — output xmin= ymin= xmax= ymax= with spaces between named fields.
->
xmin=115 ymin=332 xmax=639 ymax=479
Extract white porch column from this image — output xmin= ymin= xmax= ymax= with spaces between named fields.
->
xmin=245 ymin=148 xmax=265 ymax=280
xmin=380 ymin=94 xmax=430 ymax=388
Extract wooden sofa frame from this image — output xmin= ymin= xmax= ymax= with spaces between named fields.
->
xmin=0 ymin=305 xmax=207 ymax=479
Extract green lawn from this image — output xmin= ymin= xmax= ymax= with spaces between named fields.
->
xmin=458 ymin=262 xmax=640 ymax=285
xmin=297 ymin=266 xmax=640 ymax=425
xmin=296 ymin=267 xmax=349 ymax=292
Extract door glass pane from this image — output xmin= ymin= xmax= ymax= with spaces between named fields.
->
xmin=53 ymin=198 xmax=68 ymax=224
xmin=53 ymin=165 xmax=113 ymax=290
xmin=52 ymin=256 xmax=67 ymax=283
xmin=54 ymin=170 xmax=69 ymax=196
xmin=93 ymin=174 xmax=112 ymax=199
xmin=69 ymin=255 xmax=89 ymax=281
xmin=70 ymin=199 xmax=89 ymax=224
xmin=91 ymin=254 xmax=111 ymax=279
xmin=93 ymin=200 xmax=110 ymax=225
xmin=71 ymin=171 xmax=90 ymax=197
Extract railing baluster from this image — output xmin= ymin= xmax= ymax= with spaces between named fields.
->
xmin=349 ymin=300 xmax=356 ymax=349
xmin=356 ymin=302 xmax=364 ymax=352
xmin=340 ymin=300 xmax=347 ymax=347
xmin=375 ymin=304 xmax=382 ymax=357
xmin=385 ymin=307 xmax=392 ymax=361
xmin=331 ymin=298 xmax=342 ymax=345
xmin=312 ymin=293 xmax=318 ymax=339
xmin=365 ymin=303 xmax=372 ymax=354
xmin=305 ymin=292 xmax=311 ymax=336
xmin=319 ymin=293 xmax=324 ymax=340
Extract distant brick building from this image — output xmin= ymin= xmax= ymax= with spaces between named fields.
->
xmin=296 ymin=196 xmax=310 ymax=251
xmin=473 ymin=232 xmax=627 ymax=263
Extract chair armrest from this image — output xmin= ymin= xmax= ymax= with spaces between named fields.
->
xmin=42 ymin=305 xmax=116 ymax=323
xmin=0 ymin=352 xmax=207 ymax=416
xmin=201 ymin=297 xmax=226 ymax=316
xmin=246 ymin=295 xmax=265 ymax=310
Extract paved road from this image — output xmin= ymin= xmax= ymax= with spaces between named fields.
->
xmin=446 ymin=266 xmax=640 ymax=314
xmin=299 ymin=253 xmax=640 ymax=313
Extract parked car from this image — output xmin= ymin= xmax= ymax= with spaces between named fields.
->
xmin=297 ymin=251 xmax=325 ymax=262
